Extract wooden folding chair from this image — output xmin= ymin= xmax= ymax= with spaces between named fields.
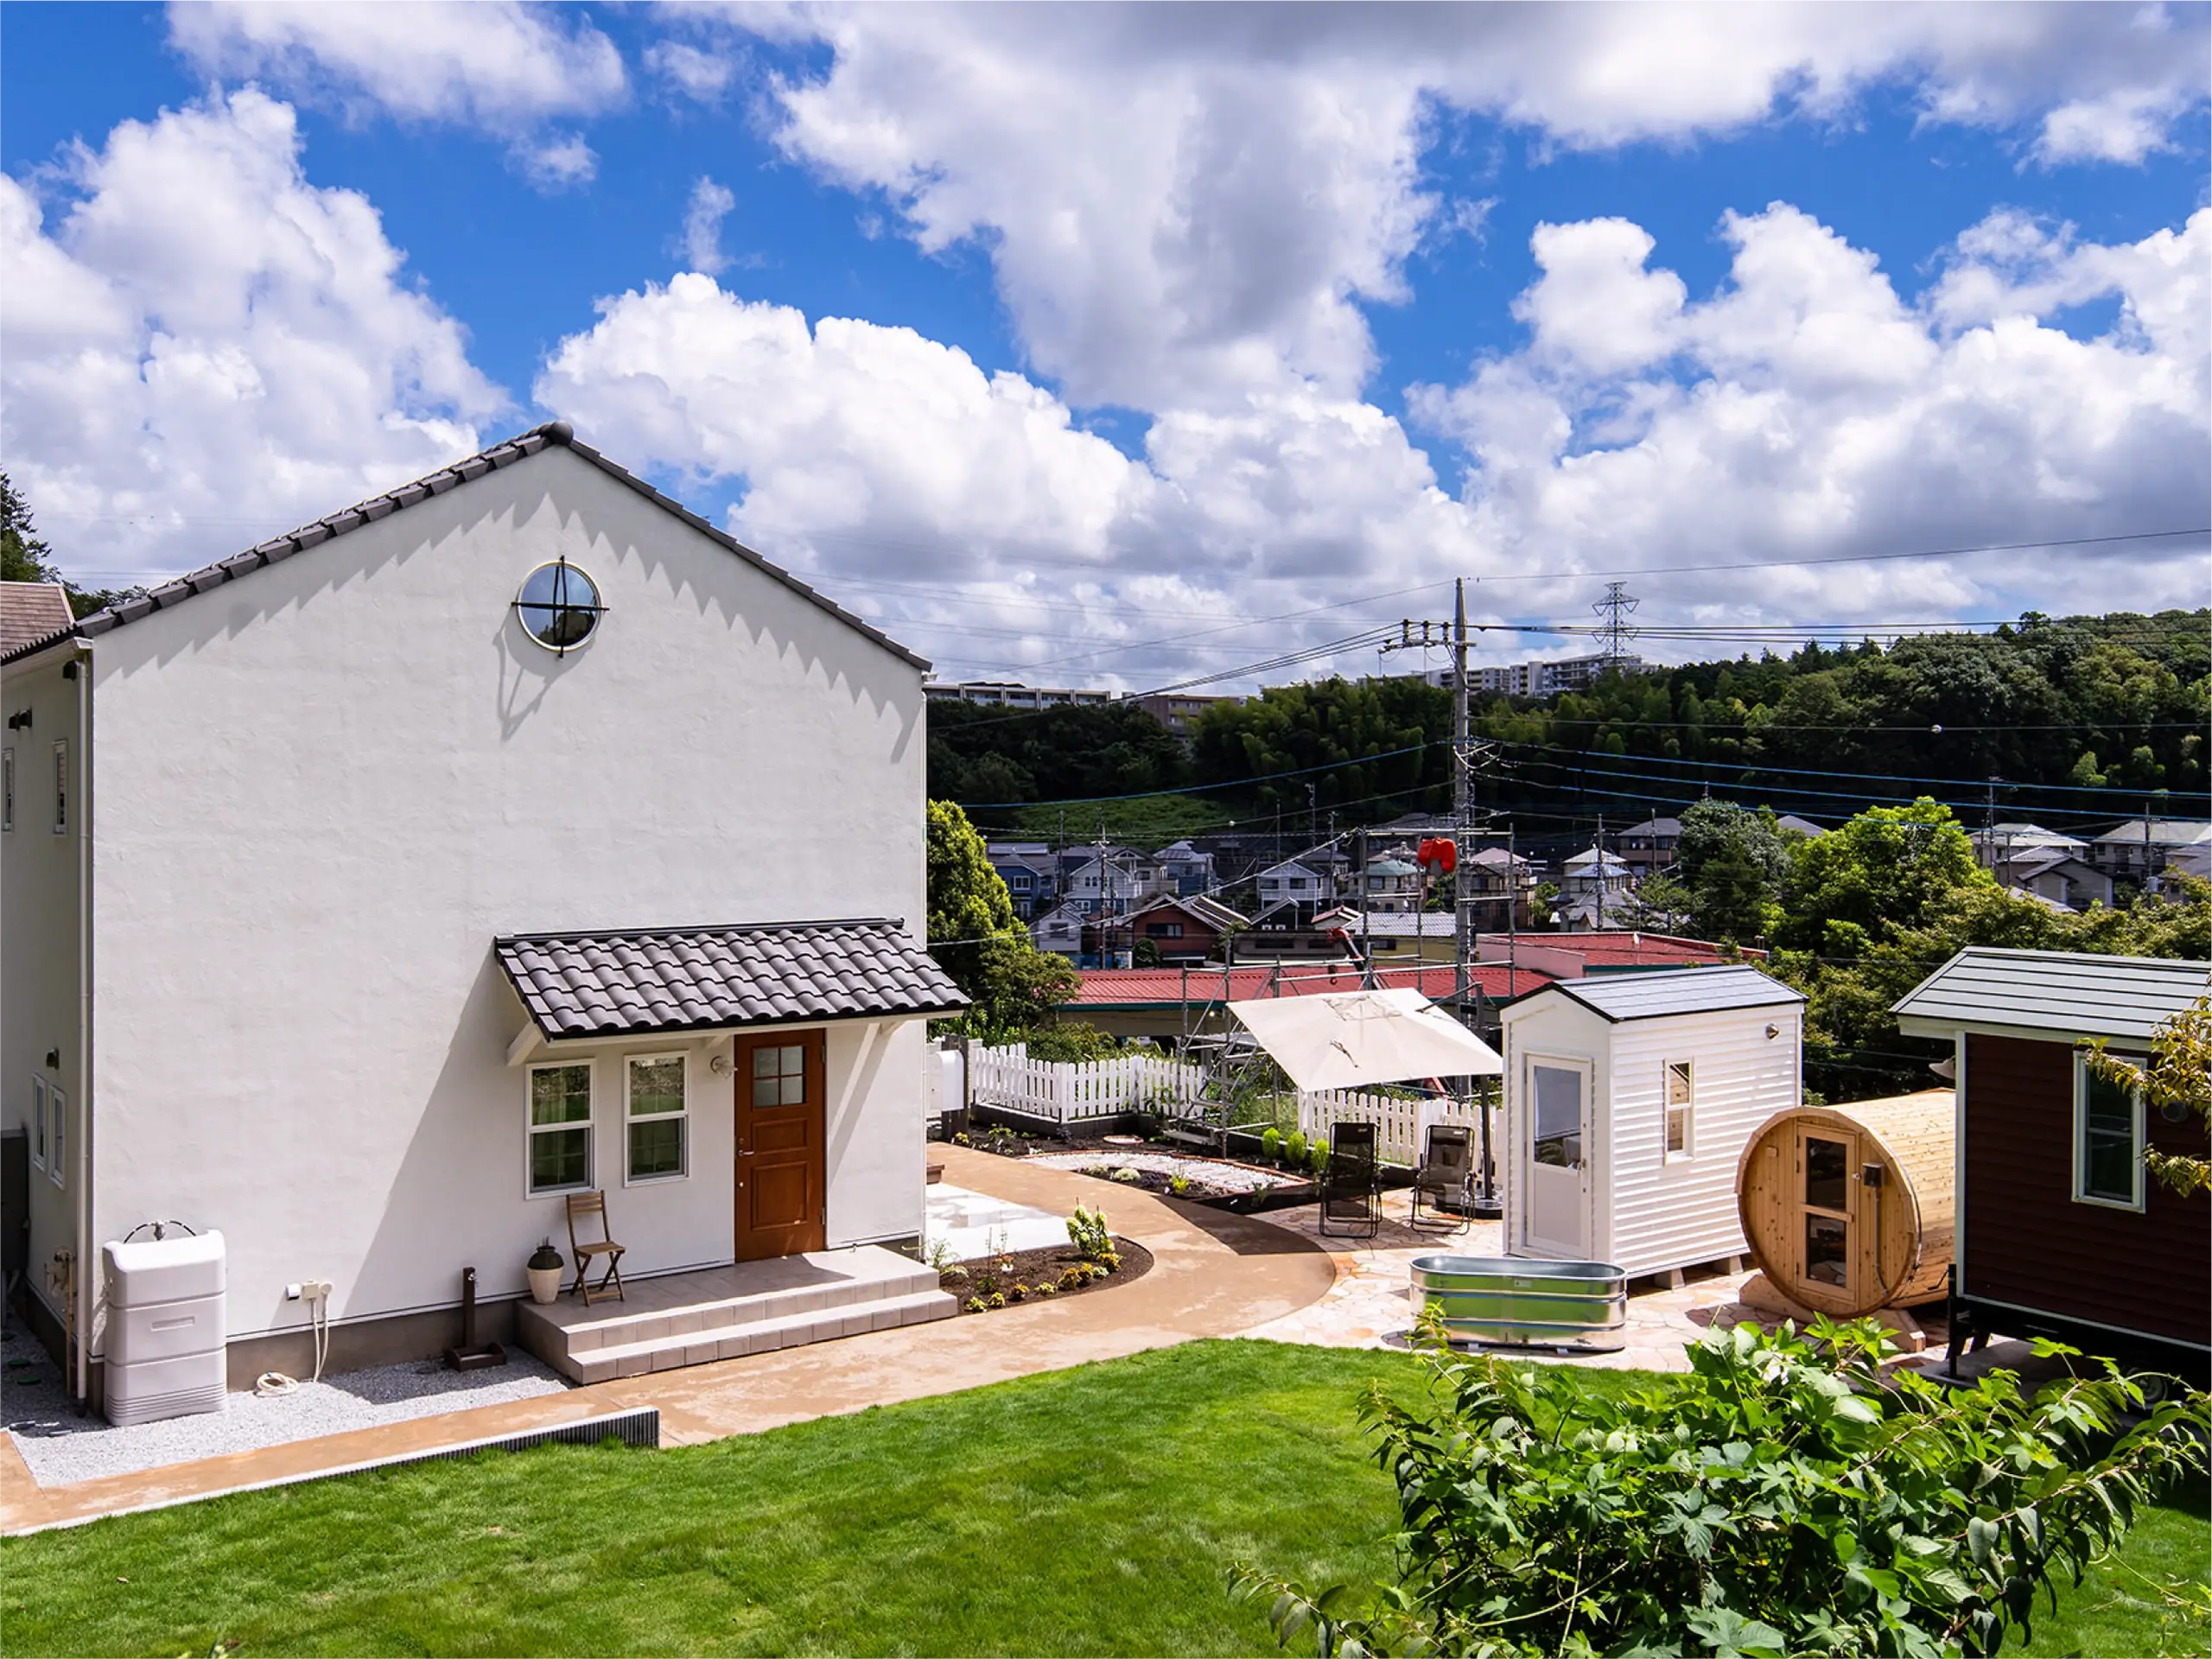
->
xmin=565 ymin=1191 xmax=627 ymax=1305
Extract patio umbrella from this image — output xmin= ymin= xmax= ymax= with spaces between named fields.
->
xmin=1227 ymin=988 xmax=1503 ymax=1093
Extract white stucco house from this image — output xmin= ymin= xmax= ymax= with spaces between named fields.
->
xmin=1 ymin=423 xmax=968 ymax=1408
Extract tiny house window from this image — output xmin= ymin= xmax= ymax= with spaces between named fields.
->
xmin=52 ymin=741 xmax=67 ymax=834
xmin=47 ymin=1084 xmax=64 ymax=1188
xmin=29 ymin=1075 xmax=45 ymax=1167
xmin=626 ymin=1054 xmax=688 ymax=1183
xmin=1663 ymin=1059 xmax=1694 ymax=1160
xmin=2073 ymin=1052 xmax=2145 ymax=1211
xmin=528 ymin=1063 xmax=594 ymax=1195
xmin=3 ymin=747 xmax=14 ymax=830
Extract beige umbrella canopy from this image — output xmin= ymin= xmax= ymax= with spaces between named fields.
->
xmin=1229 ymin=988 xmax=1503 ymax=1093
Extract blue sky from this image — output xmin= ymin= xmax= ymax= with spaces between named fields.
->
xmin=3 ymin=3 xmax=2208 ymax=684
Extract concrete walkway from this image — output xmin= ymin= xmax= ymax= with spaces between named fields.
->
xmin=0 ymin=1146 xmax=1333 ymax=1534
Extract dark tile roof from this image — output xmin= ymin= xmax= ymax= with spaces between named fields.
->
xmin=0 ymin=582 xmax=73 ymax=652
xmin=1891 ymin=947 xmax=2210 ymax=1043
xmin=1520 ymin=963 xmax=1804 ymax=1023
xmin=498 ymin=919 xmax=968 ymax=1039
xmin=0 ymin=423 xmax=928 ymax=671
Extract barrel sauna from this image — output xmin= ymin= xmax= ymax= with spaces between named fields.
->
xmin=1735 ymin=1090 xmax=1955 ymax=1317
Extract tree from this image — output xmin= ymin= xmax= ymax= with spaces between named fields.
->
xmin=925 ymin=799 xmax=1079 ymax=1033
xmin=2083 ymin=995 xmax=2210 ymax=1198
xmin=1776 ymin=798 xmax=1990 ymax=955
xmin=1673 ymin=801 xmax=1791 ymax=943
xmin=0 ymin=474 xmax=59 ymax=584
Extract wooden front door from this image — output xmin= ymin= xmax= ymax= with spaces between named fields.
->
xmin=734 ymin=1031 xmax=827 ymax=1262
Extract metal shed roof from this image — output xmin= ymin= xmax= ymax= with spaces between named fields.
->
xmin=1891 ymin=948 xmax=2211 ymax=1044
xmin=1511 ymin=963 xmax=1804 ymax=1024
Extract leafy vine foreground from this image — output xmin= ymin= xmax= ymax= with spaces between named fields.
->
xmin=1232 ymin=1318 xmax=2206 ymax=1658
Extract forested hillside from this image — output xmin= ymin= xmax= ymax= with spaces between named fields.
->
xmin=933 ymin=612 xmax=2209 ymax=841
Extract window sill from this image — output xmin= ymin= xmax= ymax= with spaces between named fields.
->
xmin=2069 ymin=1192 xmax=2145 ymax=1214
xmin=624 ymin=1170 xmax=690 ymax=1189
xmin=530 ymin=1183 xmax=595 ymax=1201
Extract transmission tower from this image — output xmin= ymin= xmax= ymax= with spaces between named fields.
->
xmin=1592 ymin=581 xmax=1641 ymax=671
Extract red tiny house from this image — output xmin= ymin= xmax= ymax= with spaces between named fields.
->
xmin=1893 ymin=948 xmax=2209 ymax=1367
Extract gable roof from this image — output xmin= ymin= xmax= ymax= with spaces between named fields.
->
xmin=1 ymin=423 xmax=928 ymax=671
xmin=497 ymin=918 xmax=965 ymax=1039
xmin=1509 ymin=963 xmax=1804 ymax=1024
xmin=1891 ymin=948 xmax=2211 ymax=1044
xmin=0 ymin=582 xmax=73 ymax=652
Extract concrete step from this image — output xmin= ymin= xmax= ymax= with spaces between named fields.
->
xmin=564 ymin=1289 xmax=957 ymax=1385
xmin=513 ymin=1247 xmax=957 ymax=1385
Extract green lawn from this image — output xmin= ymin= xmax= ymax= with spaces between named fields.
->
xmin=2 ymin=1341 xmax=2202 ymax=1657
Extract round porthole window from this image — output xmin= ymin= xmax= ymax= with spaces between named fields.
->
xmin=513 ymin=558 xmax=605 ymax=654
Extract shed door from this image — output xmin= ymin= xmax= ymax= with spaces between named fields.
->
xmin=1795 ymin=1127 xmax=1859 ymax=1303
xmin=1523 ymin=1057 xmax=1591 ymax=1256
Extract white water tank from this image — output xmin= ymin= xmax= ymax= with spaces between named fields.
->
xmin=104 ymin=1230 xmax=226 ymax=1427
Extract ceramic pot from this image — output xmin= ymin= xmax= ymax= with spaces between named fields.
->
xmin=527 ymin=1264 xmax=564 ymax=1305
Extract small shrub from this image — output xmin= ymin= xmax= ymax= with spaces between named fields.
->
xmin=951 ymin=1132 xmax=972 ymax=1147
xmin=1285 ymin=1130 xmax=1307 ymax=1167
xmin=1032 ymin=1280 xmax=1058 ymax=1296
xmin=1058 ymin=1265 xmax=1091 ymax=1292
xmin=962 ymin=1295 xmax=985 ymax=1313
xmin=1168 ymin=1173 xmax=1192 ymax=1197
xmin=1067 ymin=1205 xmax=1120 ymax=1269
xmin=984 ymin=1290 xmax=1006 ymax=1310
xmin=1110 ymin=1166 xmax=1143 ymax=1184
xmin=1233 ymin=1317 xmax=2209 ymax=1659
xmin=939 ymin=1263 xmax=969 ymax=1283
xmin=1308 ymin=1138 xmax=1329 ymax=1176
xmin=1007 ymin=1282 xmax=1027 ymax=1302
xmin=1262 ymin=1127 xmax=1282 ymax=1163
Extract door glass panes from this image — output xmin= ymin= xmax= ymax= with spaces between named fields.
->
xmin=753 ymin=1044 xmax=806 ymax=1108
xmin=2080 ymin=1069 xmax=2139 ymax=1203
xmin=1804 ymin=1136 xmax=1848 ymax=1211
xmin=1532 ymin=1065 xmax=1583 ymax=1169
xmin=1806 ymin=1215 xmax=1848 ymax=1287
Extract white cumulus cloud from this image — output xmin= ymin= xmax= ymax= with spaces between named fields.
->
xmin=680 ymin=177 xmax=737 ymax=274
xmin=0 ymin=91 xmax=505 ymax=583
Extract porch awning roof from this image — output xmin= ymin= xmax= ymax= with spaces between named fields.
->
xmin=497 ymin=919 xmax=968 ymax=1040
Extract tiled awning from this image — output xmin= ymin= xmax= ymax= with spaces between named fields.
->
xmin=496 ymin=919 xmax=968 ymax=1039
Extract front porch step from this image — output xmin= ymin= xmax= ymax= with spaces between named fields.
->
xmin=515 ymin=1247 xmax=957 ymax=1385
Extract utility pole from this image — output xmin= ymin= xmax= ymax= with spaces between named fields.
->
xmin=1452 ymin=577 xmax=1471 ymax=1023
xmin=1594 ymin=812 xmax=1607 ymax=931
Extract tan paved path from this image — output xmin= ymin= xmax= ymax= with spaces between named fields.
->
xmin=0 ymin=1147 xmax=1333 ymax=1535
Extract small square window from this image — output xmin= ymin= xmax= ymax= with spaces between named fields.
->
xmin=30 ymin=1075 xmax=45 ymax=1167
xmin=1664 ymin=1059 xmax=1693 ymax=1160
xmin=627 ymin=1054 xmax=687 ymax=1183
xmin=528 ymin=1063 xmax=593 ymax=1196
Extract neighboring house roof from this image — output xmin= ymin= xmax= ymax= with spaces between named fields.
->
xmin=1621 ymin=817 xmax=1681 ymax=837
xmin=1127 ymin=893 xmax=1241 ymax=931
xmin=0 ymin=423 xmax=929 ymax=671
xmin=1339 ymin=912 xmax=1455 ymax=938
xmin=497 ymin=919 xmax=966 ymax=1039
xmin=1366 ymin=858 xmax=1420 ymax=877
xmin=1463 ymin=846 xmax=1531 ymax=871
xmin=1513 ymin=963 xmax=1804 ymax=1023
xmin=1891 ymin=948 xmax=2212 ymax=1045
xmin=1774 ymin=815 xmax=1827 ymax=837
xmin=0 ymin=582 xmax=73 ymax=652
xmin=2003 ymin=852 xmax=2106 ymax=884
xmin=2093 ymin=820 xmax=2212 ymax=849
xmin=1563 ymin=848 xmax=1630 ymax=872
xmin=1065 ymin=961 xmax=1555 ymax=1009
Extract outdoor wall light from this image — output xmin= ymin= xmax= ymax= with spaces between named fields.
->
xmin=709 ymin=1053 xmax=731 ymax=1076
xmin=45 ymin=1048 xmax=60 ymax=1069
xmin=5 ymin=709 xmax=28 ymax=731
xmin=1764 ymin=1025 xmax=1780 ymax=1039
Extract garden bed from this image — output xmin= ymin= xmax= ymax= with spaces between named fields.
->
xmin=938 ymin=1236 xmax=1153 ymax=1313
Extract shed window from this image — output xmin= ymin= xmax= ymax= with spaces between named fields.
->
xmin=3 ymin=746 xmax=13 ymax=831
xmin=1663 ymin=1059 xmax=1694 ymax=1160
xmin=52 ymin=741 xmax=67 ymax=834
xmin=46 ymin=1083 xmax=64 ymax=1188
xmin=528 ymin=1063 xmax=594 ymax=1195
xmin=626 ymin=1055 xmax=688 ymax=1183
xmin=2073 ymin=1052 xmax=2145 ymax=1211
xmin=29 ymin=1075 xmax=45 ymax=1167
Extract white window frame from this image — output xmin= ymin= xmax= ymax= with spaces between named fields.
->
xmin=29 ymin=1075 xmax=45 ymax=1168
xmin=52 ymin=740 xmax=67 ymax=835
xmin=624 ymin=1052 xmax=690 ymax=1186
xmin=526 ymin=1060 xmax=595 ymax=1198
xmin=47 ymin=1082 xmax=65 ymax=1188
xmin=1662 ymin=1058 xmax=1694 ymax=1163
xmin=2071 ymin=1051 xmax=2145 ymax=1212
xmin=3 ymin=746 xmax=14 ymax=831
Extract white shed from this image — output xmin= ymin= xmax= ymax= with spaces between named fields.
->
xmin=1500 ymin=966 xmax=1804 ymax=1281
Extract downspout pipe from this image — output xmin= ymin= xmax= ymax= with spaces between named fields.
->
xmin=71 ymin=643 xmax=92 ymax=1408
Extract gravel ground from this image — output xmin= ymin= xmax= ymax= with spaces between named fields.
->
xmin=1028 ymin=1150 xmax=1302 ymax=1194
xmin=2 ymin=1310 xmax=570 ymax=1488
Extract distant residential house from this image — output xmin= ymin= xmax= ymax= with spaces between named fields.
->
xmin=1998 ymin=851 xmax=2114 ymax=912
xmin=1338 ymin=911 xmax=1456 ymax=963
xmin=1618 ymin=817 xmax=1681 ymax=874
xmin=1030 ymin=902 xmax=1085 ymax=960
xmin=1237 ymin=900 xmax=1351 ymax=960
xmin=987 ymin=842 xmax=1055 ymax=919
xmin=1773 ymin=815 xmax=1827 ymax=839
xmin=1555 ymin=849 xmax=1634 ymax=931
xmin=1154 ymin=840 xmax=1217 ymax=896
xmin=925 ymin=679 xmax=1111 ymax=709
xmin=1120 ymin=894 xmax=1243 ymax=966
xmin=1463 ymin=846 xmax=1539 ymax=930
xmin=1256 ymin=857 xmax=1333 ymax=915
xmin=2089 ymin=818 xmax=2212 ymax=886
xmin=1064 ymin=848 xmax=1145 ymax=916
xmin=1362 ymin=855 xmax=1423 ymax=914
xmin=2166 ymin=841 xmax=2211 ymax=884
xmin=1130 ymin=691 xmax=1237 ymax=736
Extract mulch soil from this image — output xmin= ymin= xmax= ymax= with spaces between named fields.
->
xmin=938 ymin=1236 xmax=1154 ymax=1314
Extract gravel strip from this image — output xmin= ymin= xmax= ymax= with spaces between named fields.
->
xmin=1028 ymin=1150 xmax=1303 ymax=1193
xmin=2 ymin=1311 xmax=570 ymax=1488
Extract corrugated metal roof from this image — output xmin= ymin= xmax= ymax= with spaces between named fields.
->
xmin=1522 ymin=963 xmax=1804 ymax=1023
xmin=0 ymin=423 xmax=930 ymax=671
xmin=1891 ymin=949 xmax=2211 ymax=1042
xmin=498 ymin=919 xmax=966 ymax=1039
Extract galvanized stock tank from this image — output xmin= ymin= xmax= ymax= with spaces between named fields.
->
xmin=1409 ymin=1255 xmax=1628 ymax=1351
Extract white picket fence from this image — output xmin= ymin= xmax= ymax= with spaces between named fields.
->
xmin=1296 ymin=1088 xmax=1484 ymax=1168
xmin=970 ymin=1044 xmax=1207 ymax=1125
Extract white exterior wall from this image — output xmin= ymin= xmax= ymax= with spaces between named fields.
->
xmin=77 ymin=446 xmax=930 ymax=1349
xmin=1503 ymin=994 xmax=1802 ymax=1276
xmin=0 ymin=647 xmax=87 ymax=1336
